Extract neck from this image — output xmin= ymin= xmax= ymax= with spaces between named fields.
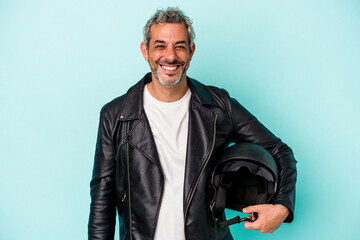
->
xmin=147 ymin=75 xmax=189 ymax=102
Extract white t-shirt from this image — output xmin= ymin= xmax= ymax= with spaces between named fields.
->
xmin=143 ymin=84 xmax=191 ymax=240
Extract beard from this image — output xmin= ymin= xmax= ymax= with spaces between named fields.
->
xmin=149 ymin=60 xmax=187 ymax=88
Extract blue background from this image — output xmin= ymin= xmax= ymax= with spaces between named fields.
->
xmin=1 ymin=0 xmax=359 ymax=239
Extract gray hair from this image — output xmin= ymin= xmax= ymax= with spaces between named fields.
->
xmin=143 ymin=7 xmax=195 ymax=50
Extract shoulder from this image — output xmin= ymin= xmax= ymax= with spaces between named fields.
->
xmin=189 ymin=78 xmax=230 ymax=97
xmin=100 ymin=94 xmax=126 ymax=117
xmin=97 ymin=95 xmax=127 ymax=135
xmin=188 ymin=77 xmax=253 ymax=123
xmin=100 ymin=94 xmax=126 ymax=115
xmin=99 ymin=73 xmax=150 ymax=120
xmin=188 ymin=77 xmax=233 ymax=112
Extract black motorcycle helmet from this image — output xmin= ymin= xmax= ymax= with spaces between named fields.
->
xmin=210 ymin=143 xmax=279 ymax=228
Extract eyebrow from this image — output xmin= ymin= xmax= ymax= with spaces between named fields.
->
xmin=175 ymin=41 xmax=187 ymax=45
xmin=153 ymin=40 xmax=187 ymax=45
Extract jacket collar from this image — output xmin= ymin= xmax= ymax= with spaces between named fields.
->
xmin=119 ymin=73 xmax=217 ymax=121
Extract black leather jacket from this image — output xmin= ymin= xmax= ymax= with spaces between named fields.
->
xmin=88 ymin=73 xmax=297 ymax=240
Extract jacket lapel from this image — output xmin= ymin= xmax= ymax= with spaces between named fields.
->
xmin=183 ymin=100 xmax=216 ymax=209
xmin=183 ymin=78 xmax=218 ymax=211
xmin=127 ymin=114 xmax=161 ymax=167
xmin=119 ymin=73 xmax=161 ymax=167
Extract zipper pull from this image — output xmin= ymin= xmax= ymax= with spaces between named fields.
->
xmin=122 ymin=193 xmax=127 ymax=202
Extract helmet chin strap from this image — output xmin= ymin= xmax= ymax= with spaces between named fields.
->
xmin=217 ymin=214 xmax=257 ymax=228
xmin=210 ymin=182 xmax=258 ymax=228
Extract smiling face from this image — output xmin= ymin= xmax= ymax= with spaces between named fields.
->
xmin=141 ymin=23 xmax=195 ymax=87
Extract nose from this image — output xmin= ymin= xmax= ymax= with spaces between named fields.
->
xmin=164 ymin=46 xmax=176 ymax=62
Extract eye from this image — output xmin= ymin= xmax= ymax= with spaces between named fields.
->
xmin=155 ymin=45 xmax=166 ymax=49
xmin=176 ymin=45 xmax=186 ymax=49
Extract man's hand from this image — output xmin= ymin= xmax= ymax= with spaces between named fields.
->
xmin=242 ymin=204 xmax=289 ymax=233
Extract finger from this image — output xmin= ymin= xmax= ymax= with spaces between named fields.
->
xmin=244 ymin=220 xmax=259 ymax=230
xmin=242 ymin=205 xmax=261 ymax=214
xmin=242 ymin=206 xmax=253 ymax=213
xmin=246 ymin=212 xmax=258 ymax=222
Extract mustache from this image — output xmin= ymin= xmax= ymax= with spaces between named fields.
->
xmin=156 ymin=60 xmax=185 ymax=66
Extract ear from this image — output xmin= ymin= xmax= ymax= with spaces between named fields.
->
xmin=189 ymin=44 xmax=196 ymax=60
xmin=140 ymin=41 xmax=149 ymax=61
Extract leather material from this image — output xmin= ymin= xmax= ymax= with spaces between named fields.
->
xmin=88 ymin=73 xmax=297 ymax=240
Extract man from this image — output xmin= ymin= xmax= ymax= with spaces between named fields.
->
xmin=89 ymin=7 xmax=297 ymax=240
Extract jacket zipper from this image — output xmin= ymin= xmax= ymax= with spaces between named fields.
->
xmin=126 ymin=121 xmax=133 ymax=240
xmin=122 ymin=193 xmax=127 ymax=202
xmin=183 ymin=114 xmax=217 ymax=239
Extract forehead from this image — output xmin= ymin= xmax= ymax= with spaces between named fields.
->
xmin=149 ymin=23 xmax=189 ymax=43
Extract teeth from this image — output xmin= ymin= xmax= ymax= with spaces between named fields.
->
xmin=161 ymin=65 xmax=177 ymax=70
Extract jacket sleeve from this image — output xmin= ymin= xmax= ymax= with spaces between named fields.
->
xmin=229 ymin=97 xmax=297 ymax=223
xmin=88 ymin=106 xmax=117 ymax=239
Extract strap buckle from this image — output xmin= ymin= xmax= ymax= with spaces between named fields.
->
xmin=218 ymin=215 xmax=256 ymax=228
